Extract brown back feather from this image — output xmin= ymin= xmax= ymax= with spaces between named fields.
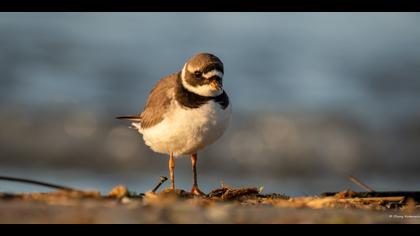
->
xmin=139 ymin=72 xmax=179 ymax=129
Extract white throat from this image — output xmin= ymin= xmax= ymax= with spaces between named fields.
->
xmin=181 ymin=64 xmax=223 ymax=97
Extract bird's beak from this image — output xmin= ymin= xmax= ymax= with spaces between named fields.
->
xmin=210 ymin=80 xmax=221 ymax=90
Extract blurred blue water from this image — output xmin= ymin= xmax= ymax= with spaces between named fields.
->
xmin=1 ymin=13 xmax=420 ymax=123
xmin=2 ymin=166 xmax=420 ymax=196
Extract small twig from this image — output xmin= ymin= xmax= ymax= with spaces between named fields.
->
xmin=0 ymin=176 xmax=77 ymax=191
xmin=151 ymin=176 xmax=168 ymax=193
xmin=348 ymin=176 xmax=375 ymax=192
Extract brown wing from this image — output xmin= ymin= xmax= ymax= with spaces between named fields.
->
xmin=139 ymin=72 xmax=179 ymax=129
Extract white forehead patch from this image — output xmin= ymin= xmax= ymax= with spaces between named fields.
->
xmin=182 ymin=63 xmax=187 ymax=79
xmin=203 ymin=70 xmax=224 ymax=79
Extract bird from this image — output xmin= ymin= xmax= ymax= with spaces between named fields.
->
xmin=117 ymin=52 xmax=231 ymax=196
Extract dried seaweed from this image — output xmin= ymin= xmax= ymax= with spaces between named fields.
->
xmin=208 ymin=187 xmax=260 ymax=200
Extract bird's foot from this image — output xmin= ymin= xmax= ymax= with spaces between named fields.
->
xmin=191 ymin=186 xmax=206 ymax=197
xmin=161 ymin=187 xmax=177 ymax=194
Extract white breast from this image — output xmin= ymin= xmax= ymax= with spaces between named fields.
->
xmin=134 ymin=100 xmax=232 ymax=157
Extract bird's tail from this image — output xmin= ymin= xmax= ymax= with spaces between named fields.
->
xmin=116 ymin=115 xmax=141 ymax=122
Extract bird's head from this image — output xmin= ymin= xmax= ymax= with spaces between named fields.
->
xmin=181 ymin=52 xmax=224 ymax=97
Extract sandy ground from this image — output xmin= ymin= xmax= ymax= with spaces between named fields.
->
xmin=1 ymin=187 xmax=419 ymax=224
xmin=0 ymin=200 xmax=404 ymax=224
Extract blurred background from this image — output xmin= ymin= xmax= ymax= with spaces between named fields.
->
xmin=1 ymin=13 xmax=420 ymax=195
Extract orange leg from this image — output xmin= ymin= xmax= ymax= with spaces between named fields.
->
xmin=169 ymin=152 xmax=175 ymax=190
xmin=191 ymin=153 xmax=206 ymax=196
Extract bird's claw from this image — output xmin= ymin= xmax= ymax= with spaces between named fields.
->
xmin=191 ymin=186 xmax=206 ymax=197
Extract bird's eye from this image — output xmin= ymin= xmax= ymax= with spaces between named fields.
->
xmin=194 ymin=71 xmax=202 ymax=78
